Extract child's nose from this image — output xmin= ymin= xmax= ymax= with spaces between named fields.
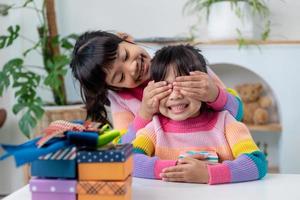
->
xmin=169 ymin=88 xmax=183 ymax=100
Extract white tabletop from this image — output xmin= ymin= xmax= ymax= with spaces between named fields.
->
xmin=3 ymin=174 xmax=300 ymax=200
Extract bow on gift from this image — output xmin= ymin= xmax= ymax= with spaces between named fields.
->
xmin=0 ymin=120 xmax=127 ymax=167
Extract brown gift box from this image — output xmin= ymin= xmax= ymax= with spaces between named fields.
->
xmin=77 ymin=176 xmax=132 ymax=200
xmin=78 ymin=156 xmax=133 ymax=181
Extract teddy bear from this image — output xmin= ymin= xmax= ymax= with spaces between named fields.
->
xmin=235 ymin=83 xmax=272 ymax=125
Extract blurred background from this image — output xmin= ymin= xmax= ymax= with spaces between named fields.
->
xmin=1 ymin=0 xmax=300 ymax=195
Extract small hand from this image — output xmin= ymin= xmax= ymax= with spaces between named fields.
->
xmin=173 ymin=71 xmax=218 ymax=103
xmin=160 ymin=157 xmax=210 ymax=184
xmin=139 ymin=81 xmax=172 ymax=120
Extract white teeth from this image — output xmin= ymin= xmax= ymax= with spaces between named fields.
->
xmin=170 ymin=104 xmax=186 ymax=112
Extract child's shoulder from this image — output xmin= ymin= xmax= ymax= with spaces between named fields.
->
xmin=217 ymin=110 xmax=238 ymax=124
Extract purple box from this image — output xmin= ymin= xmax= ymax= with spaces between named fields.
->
xmin=29 ymin=178 xmax=76 ymax=200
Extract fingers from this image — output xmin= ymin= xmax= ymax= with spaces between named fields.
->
xmin=162 ymin=165 xmax=185 ymax=173
xmin=176 ymin=89 xmax=201 ymax=100
xmin=147 ymin=84 xmax=172 ymax=99
xmin=176 ymin=157 xmax=196 ymax=165
xmin=175 ymin=71 xmax=207 ymax=82
xmin=160 ymin=171 xmax=185 ymax=182
xmin=188 ymin=154 xmax=208 ymax=160
xmin=173 ymin=81 xmax=206 ymax=88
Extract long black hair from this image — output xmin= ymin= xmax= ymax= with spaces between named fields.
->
xmin=70 ymin=31 xmax=123 ymax=125
xmin=151 ymin=45 xmax=207 ymax=81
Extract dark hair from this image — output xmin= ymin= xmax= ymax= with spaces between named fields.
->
xmin=70 ymin=30 xmax=123 ymax=125
xmin=151 ymin=45 xmax=208 ymax=112
xmin=151 ymin=45 xmax=207 ymax=82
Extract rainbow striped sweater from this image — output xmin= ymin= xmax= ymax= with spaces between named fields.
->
xmin=108 ymin=67 xmax=243 ymax=144
xmin=132 ymin=110 xmax=267 ymax=185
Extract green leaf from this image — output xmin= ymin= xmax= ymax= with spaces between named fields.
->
xmin=12 ymin=103 xmax=26 ymax=114
xmin=7 ymin=25 xmax=20 ymax=46
xmin=0 ymin=71 xmax=10 ymax=95
xmin=61 ymin=34 xmax=78 ymax=50
xmin=31 ymin=105 xmax=44 ymax=119
xmin=3 ymin=58 xmax=23 ymax=73
xmin=0 ymin=4 xmax=12 ymax=16
xmin=19 ymin=111 xmax=32 ymax=138
xmin=0 ymin=36 xmax=7 ymax=48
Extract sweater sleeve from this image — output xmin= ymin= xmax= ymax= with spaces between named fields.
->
xmin=207 ymin=113 xmax=268 ymax=185
xmin=206 ymin=67 xmax=243 ymax=121
xmin=108 ymin=91 xmax=151 ymax=143
xmin=132 ymin=124 xmax=176 ymax=179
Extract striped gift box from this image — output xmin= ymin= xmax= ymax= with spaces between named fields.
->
xmin=31 ymin=146 xmax=77 ymax=178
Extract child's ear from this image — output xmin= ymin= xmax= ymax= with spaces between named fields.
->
xmin=116 ymin=32 xmax=134 ymax=43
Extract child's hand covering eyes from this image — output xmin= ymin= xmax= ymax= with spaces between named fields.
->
xmin=173 ymin=71 xmax=219 ymax=103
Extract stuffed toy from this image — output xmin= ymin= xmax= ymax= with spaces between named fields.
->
xmin=236 ymin=83 xmax=272 ymax=125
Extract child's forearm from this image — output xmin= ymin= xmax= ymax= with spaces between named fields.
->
xmin=207 ymin=151 xmax=267 ymax=184
xmin=133 ymin=153 xmax=176 ymax=179
xmin=208 ymin=87 xmax=243 ymax=121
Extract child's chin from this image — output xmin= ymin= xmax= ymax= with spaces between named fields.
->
xmin=168 ymin=114 xmax=189 ymax=121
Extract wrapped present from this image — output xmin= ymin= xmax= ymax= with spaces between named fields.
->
xmin=29 ymin=178 xmax=76 ymax=200
xmin=31 ymin=146 xmax=77 ymax=178
xmin=178 ymin=150 xmax=219 ymax=163
xmin=77 ymin=144 xmax=133 ymax=181
xmin=77 ymin=176 xmax=132 ymax=200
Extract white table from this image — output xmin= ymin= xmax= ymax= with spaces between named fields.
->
xmin=3 ymin=174 xmax=300 ymax=200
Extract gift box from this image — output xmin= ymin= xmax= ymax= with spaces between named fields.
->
xmin=77 ymin=176 xmax=132 ymax=200
xmin=29 ymin=178 xmax=76 ymax=200
xmin=77 ymin=144 xmax=133 ymax=181
xmin=31 ymin=146 xmax=77 ymax=178
xmin=178 ymin=150 xmax=219 ymax=163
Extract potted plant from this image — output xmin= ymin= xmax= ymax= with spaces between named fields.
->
xmin=0 ymin=0 xmax=85 ymax=138
xmin=183 ymin=0 xmax=271 ymax=42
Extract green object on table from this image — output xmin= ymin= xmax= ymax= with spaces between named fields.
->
xmin=97 ymin=130 xmax=120 ymax=147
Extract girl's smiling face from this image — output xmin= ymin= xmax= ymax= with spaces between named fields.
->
xmin=105 ymin=41 xmax=151 ymax=88
xmin=159 ymin=67 xmax=201 ymax=121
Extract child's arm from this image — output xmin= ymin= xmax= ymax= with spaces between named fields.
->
xmin=207 ymin=114 xmax=268 ymax=185
xmin=132 ymin=126 xmax=176 ymax=179
xmin=206 ymin=67 xmax=243 ymax=121
xmin=174 ymin=68 xmax=243 ymax=121
xmin=108 ymin=92 xmax=151 ymax=143
xmin=207 ymin=87 xmax=244 ymax=121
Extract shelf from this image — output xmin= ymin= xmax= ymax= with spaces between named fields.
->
xmin=138 ymin=39 xmax=300 ymax=46
xmin=194 ymin=39 xmax=300 ymax=46
xmin=247 ymin=123 xmax=282 ymax=133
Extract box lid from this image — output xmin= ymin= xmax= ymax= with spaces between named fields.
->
xmin=77 ymin=176 xmax=132 ymax=195
xmin=77 ymin=143 xmax=132 ymax=163
xmin=29 ymin=178 xmax=76 ymax=193
xmin=38 ymin=146 xmax=76 ymax=161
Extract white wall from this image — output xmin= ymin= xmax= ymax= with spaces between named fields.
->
xmin=56 ymin=0 xmax=300 ymax=40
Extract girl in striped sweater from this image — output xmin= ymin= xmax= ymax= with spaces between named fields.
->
xmin=132 ymin=45 xmax=267 ymax=184
xmin=70 ymin=31 xmax=243 ymax=142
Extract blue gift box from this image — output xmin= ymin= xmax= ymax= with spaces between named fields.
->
xmin=31 ymin=146 xmax=77 ymax=178
xmin=77 ymin=144 xmax=132 ymax=163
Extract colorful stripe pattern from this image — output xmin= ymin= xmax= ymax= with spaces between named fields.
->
xmin=131 ymin=111 xmax=267 ymax=184
xmin=38 ymin=146 xmax=76 ymax=160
